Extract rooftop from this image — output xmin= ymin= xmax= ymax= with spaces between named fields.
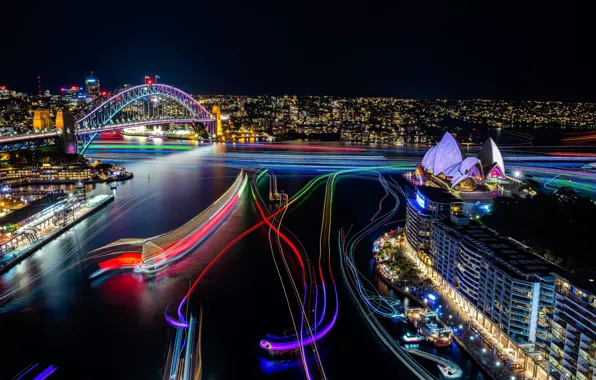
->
xmin=556 ymin=269 xmax=596 ymax=295
xmin=417 ymin=186 xmax=461 ymax=204
xmin=436 ymin=218 xmax=563 ymax=280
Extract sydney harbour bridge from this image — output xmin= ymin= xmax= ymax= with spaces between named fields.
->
xmin=0 ymin=84 xmax=220 ymax=155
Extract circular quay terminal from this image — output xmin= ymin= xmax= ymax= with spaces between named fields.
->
xmin=0 ymin=2 xmax=595 ymax=380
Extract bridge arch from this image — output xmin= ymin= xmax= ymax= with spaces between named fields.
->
xmin=74 ymin=84 xmax=216 ymax=154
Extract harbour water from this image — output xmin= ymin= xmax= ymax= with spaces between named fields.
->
xmin=0 ymin=136 xmax=593 ymax=379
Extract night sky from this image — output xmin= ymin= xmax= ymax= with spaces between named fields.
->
xmin=0 ymin=1 xmax=590 ymax=100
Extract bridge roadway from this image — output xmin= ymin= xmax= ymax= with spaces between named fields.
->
xmin=0 ymin=118 xmax=211 ymax=144
xmin=1 ymin=83 xmax=217 ymax=153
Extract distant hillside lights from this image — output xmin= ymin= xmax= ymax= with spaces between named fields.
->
xmin=416 ymin=132 xmax=506 ymax=192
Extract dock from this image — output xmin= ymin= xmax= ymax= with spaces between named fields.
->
xmin=0 ymin=194 xmax=114 ymax=275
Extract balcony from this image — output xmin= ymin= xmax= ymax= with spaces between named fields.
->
xmin=551 ymin=348 xmax=564 ymax=361
xmin=561 ymin=360 xmax=576 ymax=377
xmin=578 ymin=345 xmax=596 ymax=362
xmin=576 ymin=367 xmax=590 ymax=380
xmin=552 ymin=336 xmax=565 ymax=350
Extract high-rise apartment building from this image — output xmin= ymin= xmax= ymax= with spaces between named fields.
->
xmin=405 ymin=187 xmax=462 ymax=257
xmin=85 ymin=72 xmax=100 ymax=99
xmin=549 ymin=272 xmax=596 ymax=380
xmin=404 ymin=186 xmax=560 ymax=379
xmin=431 ymin=216 xmax=556 ymax=347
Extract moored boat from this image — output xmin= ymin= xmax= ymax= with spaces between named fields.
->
xmin=401 ymin=332 xmax=426 ymax=343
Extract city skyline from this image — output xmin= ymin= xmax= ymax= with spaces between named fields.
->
xmin=1 ymin=1 xmax=592 ymax=101
xmin=1 ymin=2 xmax=595 ymax=379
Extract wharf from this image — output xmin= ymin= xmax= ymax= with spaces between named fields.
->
xmin=374 ymin=263 xmax=518 ymax=379
xmin=0 ymin=194 xmax=114 ymax=275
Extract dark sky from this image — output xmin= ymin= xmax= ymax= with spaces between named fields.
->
xmin=0 ymin=1 xmax=591 ymax=100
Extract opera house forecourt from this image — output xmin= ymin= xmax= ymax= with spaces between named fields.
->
xmin=415 ymin=132 xmax=506 ymax=192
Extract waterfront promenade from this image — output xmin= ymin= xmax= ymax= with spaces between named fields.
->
xmin=374 ymin=233 xmax=523 ymax=379
xmin=0 ymin=194 xmax=113 ymax=275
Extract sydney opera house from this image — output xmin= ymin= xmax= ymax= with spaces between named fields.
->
xmin=415 ymin=132 xmax=506 ymax=191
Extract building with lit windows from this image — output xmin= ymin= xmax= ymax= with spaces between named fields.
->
xmin=60 ymin=86 xmax=86 ymax=108
xmin=431 ymin=217 xmax=556 ymax=348
xmin=0 ymin=164 xmax=94 ymax=184
xmin=404 ymin=185 xmax=566 ymax=379
xmin=85 ymin=72 xmax=100 ymax=100
xmin=405 ymin=187 xmax=462 ymax=260
xmin=549 ymin=271 xmax=596 ymax=380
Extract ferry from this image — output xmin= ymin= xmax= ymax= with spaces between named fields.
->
xmin=401 ymin=332 xmax=426 ymax=343
xmin=433 ymin=332 xmax=453 ymax=348
xmin=438 ymin=364 xmax=463 ymax=378
xmin=409 ymin=310 xmax=453 ymax=347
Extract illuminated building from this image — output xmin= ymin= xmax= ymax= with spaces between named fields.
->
xmin=403 ymin=183 xmax=596 ymax=379
xmin=0 ymin=164 xmax=94 ymax=184
xmin=85 ymin=72 xmax=100 ymax=99
xmin=417 ymin=133 xmax=505 ymax=191
xmin=477 ymin=137 xmax=506 ymax=181
xmin=60 ymin=86 xmax=86 ymax=107
xmin=549 ymin=272 xmax=596 ymax=380
xmin=431 ymin=217 xmax=556 ymax=347
xmin=405 ymin=187 xmax=461 ymax=258
xmin=32 ymin=110 xmax=52 ymax=131
xmin=212 ymin=105 xmax=223 ymax=135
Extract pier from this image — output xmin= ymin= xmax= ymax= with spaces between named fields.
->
xmin=0 ymin=194 xmax=114 ymax=275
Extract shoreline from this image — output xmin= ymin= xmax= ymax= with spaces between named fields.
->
xmin=0 ymin=195 xmax=114 ymax=276
xmin=373 ymin=262 xmax=494 ymax=379
xmin=5 ymin=173 xmax=133 ymax=188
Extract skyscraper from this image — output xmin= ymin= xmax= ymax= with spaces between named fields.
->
xmin=85 ymin=71 xmax=100 ymax=100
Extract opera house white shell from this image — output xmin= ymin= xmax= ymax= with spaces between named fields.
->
xmin=419 ymin=132 xmax=505 ymax=189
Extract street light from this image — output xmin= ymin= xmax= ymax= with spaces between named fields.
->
xmin=514 ymin=170 xmax=521 ymax=178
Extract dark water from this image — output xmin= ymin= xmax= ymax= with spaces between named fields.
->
xmin=0 ymin=137 xmax=588 ymax=379
xmin=0 ymin=140 xmax=417 ymax=379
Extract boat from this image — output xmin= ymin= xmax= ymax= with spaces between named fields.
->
xmin=438 ymin=364 xmax=463 ymax=378
xmin=401 ymin=333 xmax=426 ymax=343
xmin=410 ymin=311 xmax=453 ymax=347
xmin=433 ymin=337 xmax=453 ymax=348
xmin=432 ymin=328 xmax=454 ymax=347
xmin=581 ymin=162 xmax=596 ymax=170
